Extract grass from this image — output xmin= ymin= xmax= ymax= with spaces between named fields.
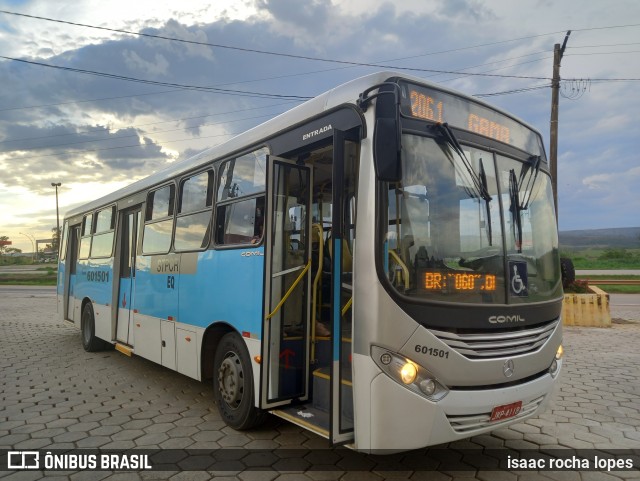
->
xmin=0 ymin=274 xmax=57 ymax=286
xmin=599 ymin=285 xmax=640 ymax=294
xmin=561 ymin=247 xmax=640 ymax=269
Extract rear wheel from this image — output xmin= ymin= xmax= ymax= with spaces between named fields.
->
xmin=213 ymin=332 xmax=265 ymax=430
xmin=81 ymin=303 xmax=108 ymax=352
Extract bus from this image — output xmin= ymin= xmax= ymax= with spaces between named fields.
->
xmin=57 ymin=72 xmax=564 ymax=451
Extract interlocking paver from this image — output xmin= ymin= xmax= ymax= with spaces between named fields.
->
xmin=2 ymin=287 xmax=640 ymax=480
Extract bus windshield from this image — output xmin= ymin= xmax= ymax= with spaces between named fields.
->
xmin=382 ymin=133 xmax=562 ymax=304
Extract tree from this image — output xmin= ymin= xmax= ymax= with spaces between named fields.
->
xmin=45 ymin=227 xmax=60 ymax=254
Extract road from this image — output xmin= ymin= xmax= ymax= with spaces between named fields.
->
xmin=0 ymin=285 xmax=56 ymax=297
xmin=0 ymin=264 xmax=56 ymax=274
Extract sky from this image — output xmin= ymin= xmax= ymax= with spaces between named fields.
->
xmin=0 ymin=0 xmax=639 ymax=253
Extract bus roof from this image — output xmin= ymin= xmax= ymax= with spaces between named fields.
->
xmin=64 ymin=71 xmax=541 ymax=219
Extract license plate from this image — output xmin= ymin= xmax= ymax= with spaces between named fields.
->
xmin=490 ymin=401 xmax=522 ymax=422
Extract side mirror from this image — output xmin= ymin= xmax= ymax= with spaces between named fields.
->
xmin=373 ymin=118 xmax=401 ymax=182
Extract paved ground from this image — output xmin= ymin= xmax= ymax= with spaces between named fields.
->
xmin=0 ymin=287 xmax=639 ymax=480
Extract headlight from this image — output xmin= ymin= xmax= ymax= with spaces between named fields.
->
xmin=371 ymin=345 xmax=449 ymax=401
xmin=400 ymin=362 xmax=418 ymax=384
xmin=549 ymin=344 xmax=563 ymax=378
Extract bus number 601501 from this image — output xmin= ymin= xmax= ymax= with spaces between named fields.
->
xmin=415 ymin=345 xmax=450 ymax=359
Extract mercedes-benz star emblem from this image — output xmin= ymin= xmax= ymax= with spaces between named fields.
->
xmin=503 ymin=359 xmax=515 ymax=378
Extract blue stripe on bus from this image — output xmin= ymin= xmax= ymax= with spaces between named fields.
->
xmin=131 ymin=248 xmax=265 ymax=334
xmin=74 ymin=258 xmax=114 ymax=306
xmin=177 ymin=249 xmax=264 ymax=333
xmin=68 ymin=247 xmax=265 ymax=337
xmin=333 ymin=239 xmax=341 ymax=362
xmin=56 ymin=261 xmax=66 ymax=295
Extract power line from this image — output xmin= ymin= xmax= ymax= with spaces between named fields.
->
xmin=0 ymin=52 xmax=554 ymax=83
xmin=3 ymin=11 xmax=636 ymax=116
xmin=4 ymin=9 xmax=640 ymax=71
xmin=568 ymin=42 xmax=640 ymax=48
xmin=474 ymin=84 xmax=551 ymax=98
xmin=0 ymin=112 xmax=278 ymax=153
xmin=567 ymin=50 xmax=640 ymax=56
xmin=0 ymin=9 xmax=565 ymax=72
xmin=572 ymin=23 xmax=640 ymax=32
xmin=0 ymin=101 xmax=297 ymax=145
xmin=4 ymin=129 xmax=243 ymax=163
xmin=0 ymin=88 xmax=182 ymax=112
xmin=2 ymin=10 xmax=639 ymax=157
xmin=0 ymin=10 xmax=565 ymax=81
xmin=0 ymin=50 xmax=553 ymax=115
xmin=0 ymin=56 xmax=313 ymax=100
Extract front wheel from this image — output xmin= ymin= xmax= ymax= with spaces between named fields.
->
xmin=213 ymin=332 xmax=265 ymax=430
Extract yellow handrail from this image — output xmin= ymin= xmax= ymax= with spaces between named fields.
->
xmin=266 ymin=261 xmax=311 ymax=320
xmin=389 ymin=250 xmax=410 ymax=290
xmin=311 ymin=223 xmax=324 ymax=362
xmin=341 ymin=297 xmax=353 ymax=316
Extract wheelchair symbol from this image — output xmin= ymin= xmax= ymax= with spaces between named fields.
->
xmin=509 ymin=261 xmax=528 ymax=296
xmin=511 ymin=265 xmax=525 ymax=294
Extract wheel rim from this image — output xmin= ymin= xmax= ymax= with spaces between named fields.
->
xmin=218 ymin=351 xmax=244 ymax=409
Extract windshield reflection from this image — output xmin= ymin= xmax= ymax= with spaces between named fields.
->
xmin=381 ymin=134 xmax=561 ymax=304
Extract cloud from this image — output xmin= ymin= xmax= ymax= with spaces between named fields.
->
xmin=257 ymin=0 xmax=330 ymax=28
xmin=1 ymin=0 xmax=639 ymax=249
xmin=0 ymin=123 xmax=172 ymax=195
xmin=123 ymin=50 xmax=170 ymax=76
xmin=436 ymin=0 xmax=496 ymax=21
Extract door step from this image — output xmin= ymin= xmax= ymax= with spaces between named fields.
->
xmin=311 ymin=367 xmax=353 ymax=422
xmin=115 ymin=343 xmax=133 ymax=357
xmin=272 ymin=404 xmax=330 ymax=439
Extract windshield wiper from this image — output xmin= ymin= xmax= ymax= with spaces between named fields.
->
xmin=434 ymin=123 xmax=493 ymax=245
xmin=509 ymin=155 xmax=542 ymax=253
xmin=509 ymin=169 xmax=523 ymax=253
xmin=479 ymin=158 xmax=492 ymax=246
xmin=518 ymin=155 xmax=542 ymax=210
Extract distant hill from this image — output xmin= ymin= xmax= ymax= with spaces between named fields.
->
xmin=559 ymin=227 xmax=640 ymax=249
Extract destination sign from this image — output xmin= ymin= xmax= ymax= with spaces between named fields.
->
xmin=399 ymin=81 xmax=544 ymax=155
xmin=418 ymin=270 xmax=497 ymax=294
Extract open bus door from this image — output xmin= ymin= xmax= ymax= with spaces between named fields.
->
xmin=329 ymin=129 xmax=355 ymax=445
xmin=261 ymin=155 xmax=312 ymax=408
xmin=115 ymin=207 xmax=141 ymax=346
xmin=263 ymin=131 xmax=357 ymax=446
xmin=64 ymin=224 xmax=80 ymax=322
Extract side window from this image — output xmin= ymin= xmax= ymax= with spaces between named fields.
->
xmin=79 ymin=213 xmax=93 ymax=259
xmin=216 ymin=197 xmax=265 ymax=246
xmin=174 ymin=170 xmax=214 ymax=251
xmin=142 ymin=184 xmax=175 ymax=254
xmin=215 ymin=148 xmax=267 ymax=246
xmin=59 ymin=220 xmax=69 ymax=261
xmin=91 ymin=206 xmax=116 ymax=258
xmin=217 ymin=148 xmax=267 ymax=201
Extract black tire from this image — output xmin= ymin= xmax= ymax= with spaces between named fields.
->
xmin=81 ymin=303 xmax=107 ymax=352
xmin=560 ymin=257 xmax=575 ymax=288
xmin=213 ymin=332 xmax=265 ymax=430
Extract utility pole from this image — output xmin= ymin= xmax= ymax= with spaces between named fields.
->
xmin=550 ymin=30 xmax=571 ymax=225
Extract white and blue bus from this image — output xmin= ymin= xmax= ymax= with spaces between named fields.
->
xmin=57 ymin=72 xmax=564 ymax=451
